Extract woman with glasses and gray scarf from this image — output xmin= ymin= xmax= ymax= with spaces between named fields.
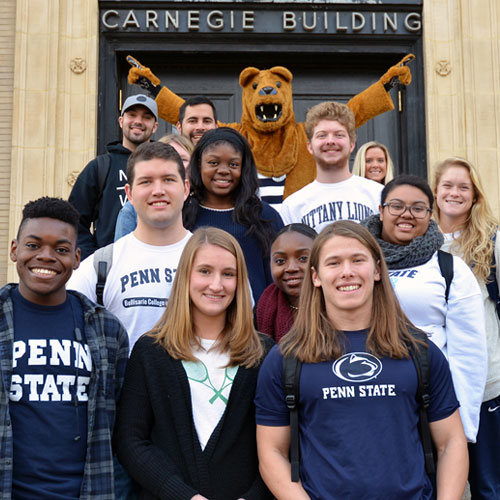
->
xmin=362 ymin=174 xmax=487 ymax=446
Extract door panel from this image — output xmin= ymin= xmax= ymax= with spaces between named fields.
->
xmin=120 ymin=54 xmax=404 ymax=174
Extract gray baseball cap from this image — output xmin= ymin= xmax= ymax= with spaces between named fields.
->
xmin=121 ymin=94 xmax=158 ymax=121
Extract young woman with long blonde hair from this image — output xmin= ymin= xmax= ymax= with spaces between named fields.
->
xmin=115 ymin=227 xmax=273 ymax=500
xmin=352 ymin=141 xmax=395 ymax=184
xmin=362 ymin=174 xmax=487 ymax=444
xmin=433 ymin=157 xmax=500 ymax=498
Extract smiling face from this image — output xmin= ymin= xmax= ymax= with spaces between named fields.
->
xmin=435 ymin=165 xmax=475 ymax=228
xmin=176 ymin=104 xmax=217 ymax=145
xmin=125 ymin=158 xmax=189 ymax=231
xmin=307 ymin=119 xmax=355 ymax=172
xmin=189 ymin=244 xmax=238 ymax=327
xmin=364 ymin=147 xmax=387 ymax=183
xmin=10 ymin=218 xmax=81 ymax=306
xmin=271 ymin=231 xmax=314 ymax=306
xmin=119 ymin=105 xmax=158 ymax=151
xmin=311 ymin=235 xmax=380 ymax=327
xmin=200 ymin=142 xmax=243 ymax=209
xmin=380 ymin=185 xmax=432 ymax=245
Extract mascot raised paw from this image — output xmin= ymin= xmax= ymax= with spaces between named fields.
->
xmin=127 ymin=54 xmax=414 ymax=201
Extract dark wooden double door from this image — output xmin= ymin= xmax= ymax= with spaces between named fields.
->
xmin=113 ymin=49 xmax=423 ymax=176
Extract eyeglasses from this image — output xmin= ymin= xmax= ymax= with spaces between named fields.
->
xmin=382 ymin=202 xmax=432 ymax=219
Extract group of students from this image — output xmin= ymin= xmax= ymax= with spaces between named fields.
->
xmin=1 ymin=96 xmax=499 ymax=500
xmin=114 ymin=126 xmax=283 ymax=304
xmin=350 ymin=138 xmax=498 ymax=495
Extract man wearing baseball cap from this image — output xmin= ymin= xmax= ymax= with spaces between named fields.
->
xmin=69 ymin=94 xmax=159 ymax=259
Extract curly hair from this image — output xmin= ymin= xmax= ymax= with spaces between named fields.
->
xmin=183 ymin=127 xmax=276 ymax=254
xmin=304 ymin=101 xmax=356 ymax=143
xmin=18 ymin=197 xmax=80 ymax=238
xmin=432 ymin=157 xmax=498 ymax=282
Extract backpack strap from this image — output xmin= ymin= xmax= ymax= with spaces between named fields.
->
xmin=408 ymin=328 xmax=436 ymax=477
xmin=485 ymin=232 xmax=500 ymax=319
xmin=93 ymin=243 xmax=114 ymax=306
xmin=283 ymin=355 xmax=302 ymax=482
xmin=437 ymin=250 xmax=454 ymax=302
xmin=92 ymin=154 xmax=112 ymax=227
xmin=97 ymin=153 xmax=112 ymax=199
xmin=283 ymin=333 xmax=436 ymax=481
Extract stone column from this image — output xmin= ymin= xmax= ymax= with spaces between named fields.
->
xmin=0 ymin=0 xmax=16 ymax=283
xmin=423 ymin=0 xmax=500 ymax=212
xmin=8 ymin=0 xmax=98 ymax=281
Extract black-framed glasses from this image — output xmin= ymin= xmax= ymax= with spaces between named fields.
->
xmin=382 ymin=202 xmax=432 ymax=219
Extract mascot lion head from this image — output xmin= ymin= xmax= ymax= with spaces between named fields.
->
xmin=239 ymin=66 xmax=295 ymax=134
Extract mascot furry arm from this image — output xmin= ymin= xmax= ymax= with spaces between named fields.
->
xmin=128 ymin=55 xmax=413 ymax=198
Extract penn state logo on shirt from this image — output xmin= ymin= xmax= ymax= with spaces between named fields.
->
xmin=332 ymin=352 xmax=382 ymax=382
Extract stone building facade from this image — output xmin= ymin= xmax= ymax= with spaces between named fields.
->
xmin=1 ymin=0 xmax=499 ymax=282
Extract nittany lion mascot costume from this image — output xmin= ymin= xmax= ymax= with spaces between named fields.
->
xmin=128 ymin=54 xmax=413 ymax=199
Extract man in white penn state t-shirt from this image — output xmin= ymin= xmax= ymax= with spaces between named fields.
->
xmin=68 ymin=141 xmax=191 ymax=352
xmin=280 ymin=101 xmax=383 ymax=233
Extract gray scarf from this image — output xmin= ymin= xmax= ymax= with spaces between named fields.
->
xmin=361 ymin=214 xmax=444 ymax=270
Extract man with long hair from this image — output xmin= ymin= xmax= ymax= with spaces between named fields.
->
xmin=255 ymin=221 xmax=468 ymax=499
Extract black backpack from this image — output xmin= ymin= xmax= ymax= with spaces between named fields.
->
xmin=485 ymin=233 xmax=500 ymax=319
xmin=282 ymin=252 xmax=456 ymax=483
xmin=283 ymin=328 xmax=435 ymax=483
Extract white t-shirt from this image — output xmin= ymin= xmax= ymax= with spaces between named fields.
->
xmin=280 ymin=175 xmax=383 ymax=233
xmin=182 ymin=338 xmax=237 ymax=450
xmin=389 ymin=251 xmax=487 ymax=442
xmin=67 ymin=232 xmax=191 ymax=351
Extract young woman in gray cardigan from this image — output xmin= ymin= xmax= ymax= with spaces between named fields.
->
xmin=115 ymin=227 xmax=273 ymax=500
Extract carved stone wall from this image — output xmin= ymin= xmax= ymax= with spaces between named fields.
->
xmin=424 ymin=0 xmax=500 ymax=212
xmin=5 ymin=0 xmax=500 ymax=280
xmin=7 ymin=0 xmax=99 ymax=281
xmin=0 ymin=0 xmax=16 ymax=284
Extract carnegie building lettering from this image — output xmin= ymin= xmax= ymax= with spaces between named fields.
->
xmin=101 ymin=9 xmax=422 ymax=35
